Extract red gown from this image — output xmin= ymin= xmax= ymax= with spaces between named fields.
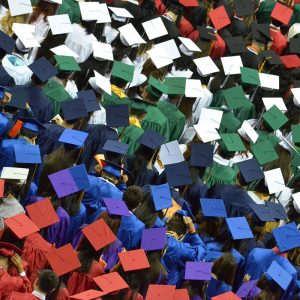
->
xmin=8 ymin=292 xmax=39 ymax=300
xmin=270 ymin=27 xmax=288 ymax=55
xmin=56 ymin=287 xmax=70 ymax=300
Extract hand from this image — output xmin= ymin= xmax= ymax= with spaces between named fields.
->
xmin=243 ymin=274 xmax=251 ymax=282
xmin=120 ymin=174 xmax=128 ymax=184
xmin=183 ymin=216 xmax=195 ymax=234
xmin=10 ymin=253 xmax=24 ymax=273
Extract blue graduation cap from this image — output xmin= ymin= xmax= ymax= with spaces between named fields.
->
xmin=106 ymin=104 xmax=129 ymax=128
xmin=237 ymin=158 xmax=264 ymax=183
xmin=101 ymin=159 xmax=130 ymax=178
xmin=272 ymin=222 xmax=300 ymax=252
xmin=226 ymin=217 xmax=253 ymax=240
xmin=201 ymin=251 xmax=223 ymax=262
xmin=266 ymin=202 xmax=287 ymax=220
xmin=17 ymin=117 xmax=46 ymax=132
xmin=68 ymin=164 xmax=90 ymax=191
xmin=249 ymin=203 xmax=275 ymax=222
xmin=58 ymin=128 xmax=88 ymax=147
xmin=176 ymin=201 xmax=195 ymax=221
xmin=14 ymin=144 xmax=42 ymax=164
xmin=0 ymin=30 xmax=15 ymax=54
xmin=165 ymin=161 xmax=192 ymax=187
xmin=77 ymin=90 xmax=100 ymax=113
xmin=200 ymin=198 xmax=227 ymax=218
xmin=103 ymin=139 xmax=129 ymax=155
xmin=266 ymin=261 xmax=293 ymax=291
xmin=137 ymin=130 xmax=165 ymax=150
xmin=28 ymin=57 xmax=58 ymax=83
xmin=190 ymin=143 xmax=214 ymax=167
xmin=61 ymin=98 xmax=88 ymax=121
xmin=150 ymin=183 xmax=172 ymax=211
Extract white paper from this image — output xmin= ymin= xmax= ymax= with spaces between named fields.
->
xmin=50 ymin=45 xmax=79 ymax=58
xmin=79 ymin=2 xmax=106 ymax=21
xmin=8 ymin=0 xmax=32 ymax=17
xmin=262 ymin=97 xmax=287 ymax=112
xmin=194 ymin=124 xmax=221 ymax=143
xmin=178 ymin=37 xmax=201 ymax=52
xmin=147 ymin=47 xmax=173 ymax=69
xmin=264 ymin=168 xmax=285 ymax=194
xmin=96 ymin=4 xmax=111 ymax=23
xmin=48 ymin=14 xmax=73 ymax=35
xmin=0 ymin=167 xmax=29 ymax=180
xmin=142 ymin=17 xmax=168 ymax=40
xmin=221 ymin=56 xmax=243 ymax=75
xmin=118 ymin=23 xmax=146 ymax=46
xmin=194 ymin=56 xmax=220 ymax=76
xmin=239 ymin=120 xmax=259 ymax=143
xmin=93 ymin=42 xmax=114 ymax=61
xmin=185 ymin=79 xmax=203 ymax=98
xmin=159 ymin=141 xmax=185 ymax=166
xmin=108 ymin=6 xmax=133 ymax=18
xmin=94 ymin=70 xmax=111 ymax=95
xmin=259 ymin=73 xmax=280 ymax=90
xmin=198 ymin=108 xmax=223 ymax=129
xmin=154 ymin=39 xmax=181 ymax=60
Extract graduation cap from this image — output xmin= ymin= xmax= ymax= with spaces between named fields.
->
xmin=14 ymin=144 xmax=42 ymax=164
xmin=266 ymin=261 xmax=293 ymax=291
xmin=211 ymin=292 xmax=241 ymax=300
xmin=266 ymin=202 xmax=287 ymax=220
xmin=150 ymin=183 xmax=172 ymax=211
xmin=190 ymin=143 xmax=214 ymax=167
xmin=165 ymin=77 xmax=186 ymax=95
xmin=109 ymin=6 xmax=134 ymax=22
xmin=220 ymin=133 xmax=246 ymax=152
xmin=58 ymin=129 xmax=88 ymax=147
xmin=137 ymin=130 xmax=165 ymax=150
xmin=271 ymin=2 xmax=293 ymax=25
xmin=93 ymin=41 xmax=114 ymax=61
xmin=8 ymin=0 xmax=32 ymax=17
xmin=237 ymin=158 xmax=264 ymax=183
xmin=93 ymin=272 xmax=129 ymax=294
xmin=17 ymin=117 xmax=46 ymax=132
xmin=5 ymin=87 xmax=27 ymax=110
xmin=145 ymin=284 xmax=176 ymax=300
xmin=159 ymin=140 xmax=185 ymax=166
xmin=147 ymin=76 xmax=168 ymax=97
xmin=280 ymin=54 xmax=300 ymax=69
xmin=208 ymin=5 xmax=231 ymax=31
xmin=48 ymin=14 xmax=73 ymax=35
xmin=194 ymin=56 xmax=220 ymax=76
xmin=105 ymin=104 xmax=130 ymax=128
xmin=252 ymin=23 xmax=272 ymax=45
xmin=221 ymin=56 xmax=244 ymax=75
xmin=118 ymin=23 xmax=146 ymax=46
xmin=28 ymin=57 xmax=58 ymax=83
xmin=141 ymin=227 xmax=167 ymax=251
xmin=292 ymin=124 xmax=300 ymax=144
xmin=198 ymin=26 xmax=217 ymax=41
xmin=161 ymin=16 xmax=180 ymax=39
xmin=179 ymin=201 xmax=195 ymax=221
xmin=178 ymin=37 xmax=201 ymax=56
xmin=54 ymin=55 xmax=81 ymax=72
xmin=111 ymin=60 xmax=134 ymax=82
xmin=236 ymin=280 xmax=261 ymax=299
xmin=289 ymin=38 xmax=300 ymax=54
xmin=173 ymin=289 xmax=190 ymax=300
xmin=184 ymin=262 xmax=212 ymax=281
xmin=262 ymin=105 xmax=288 ymax=131
xmin=223 ymin=86 xmax=248 ymax=110
xmin=103 ymin=139 xmax=129 ymax=155
xmin=61 ymin=98 xmax=88 ymax=122
xmin=165 ymin=161 xmax=192 ymax=187
xmin=250 ymin=140 xmax=279 ymax=165
xmin=119 ymin=249 xmax=150 ymax=272
xmin=179 ymin=0 xmax=199 ymax=7
xmin=240 ymin=67 xmax=260 ymax=86
xmin=200 ymin=198 xmax=227 ymax=218
xmin=234 ymin=0 xmax=255 ymax=17
xmin=70 ymin=290 xmax=107 ymax=300
xmin=0 ymin=167 xmax=29 ymax=181
xmin=142 ymin=17 xmax=168 ymax=41
xmin=103 ymin=198 xmax=131 ymax=217
xmin=249 ymin=203 xmax=275 ymax=222
xmin=264 ymin=168 xmax=285 ymax=194
xmin=226 ymin=217 xmax=254 ymax=240
xmin=258 ymin=50 xmax=283 ymax=66
xmin=0 ymin=30 xmax=15 ymax=54
xmin=77 ymin=90 xmax=100 ymax=113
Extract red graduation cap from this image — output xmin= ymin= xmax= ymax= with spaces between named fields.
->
xmin=93 ymin=272 xmax=129 ymax=294
xmin=271 ymin=2 xmax=293 ymax=25
xmin=179 ymin=0 xmax=199 ymax=7
xmin=145 ymin=284 xmax=176 ymax=300
xmin=4 ymin=213 xmax=39 ymax=239
xmin=118 ymin=249 xmax=150 ymax=272
xmin=211 ymin=291 xmax=241 ymax=300
xmin=70 ymin=290 xmax=107 ymax=300
xmin=82 ymin=219 xmax=116 ymax=251
xmin=0 ymin=179 xmax=4 ymax=198
xmin=173 ymin=289 xmax=190 ymax=300
xmin=26 ymin=232 xmax=53 ymax=252
xmin=280 ymin=55 xmax=300 ymax=69
xmin=208 ymin=5 xmax=231 ymax=31
xmin=26 ymin=198 xmax=59 ymax=229
xmin=47 ymin=244 xmax=81 ymax=277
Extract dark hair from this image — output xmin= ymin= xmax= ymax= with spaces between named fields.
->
xmin=122 ymin=185 xmax=143 ymax=211
xmin=38 ymin=269 xmax=59 ymax=294
xmin=255 ymin=274 xmax=282 ymax=300
xmin=29 ymin=0 xmax=58 ymax=23
xmin=99 ymin=211 xmax=121 ymax=235
xmin=166 ymin=214 xmax=186 ymax=236
xmin=0 ymin=227 xmax=25 ymax=250
xmin=19 ymin=127 xmax=38 ymax=139
xmin=60 ymin=191 xmax=83 ymax=217
xmin=110 ymin=76 xmax=128 ymax=89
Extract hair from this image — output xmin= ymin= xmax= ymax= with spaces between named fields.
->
xmin=166 ymin=214 xmax=186 ymax=236
xmin=99 ymin=211 xmax=121 ymax=235
xmin=60 ymin=191 xmax=84 ymax=217
xmin=0 ymin=11 xmax=28 ymax=36
xmin=255 ymin=274 xmax=283 ymax=300
xmin=0 ymin=227 xmax=25 ymax=250
xmin=110 ymin=76 xmax=128 ymax=89
xmin=211 ymin=252 xmax=237 ymax=286
xmin=178 ymin=97 xmax=196 ymax=122
xmin=37 ymin=269 xmax=59 ymax=295
xmin=19 ymin=127 xmax=38 ymax=140
xmin=122 ymin=185 xmax=143 ymax=211
xmin=29 ymin=0 xmax=58 ymax=24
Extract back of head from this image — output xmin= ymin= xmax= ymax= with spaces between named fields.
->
xmin=122 ymin=185 xmax=143 ymax=211
xmin=37 ymin=269 xmax=59 ymax=295
xmin=166 ymin=214 xmax=186 ymax=237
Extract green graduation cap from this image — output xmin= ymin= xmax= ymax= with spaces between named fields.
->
xmin=240 ymin=67 xmax=260 ymax=86
xmin=292 ymin=124 xmax=300 ymax=144
xmin=54 ymin=55 xmax=81 ymax=72
xmin=220 ymin=133 xmax=246 ymax=152
xmin=147 ymin=76 xmax=168 ymax=96
xmin=164 ymin=77 xmax=186 ymax=95
xmin=262 ymin=105 xmax=288 ymax=131
xmin=111 ymin=61 xmax=134 ymax=82
xmin=222 ymin=86 xmax=248 ymax=110
xmin=250 ymin=139 xmax=279 ymax=165
xmin=220 ymin=111 xmax=241 ymax=133
xmin=253 ymin=131 xmax=280 ymax=147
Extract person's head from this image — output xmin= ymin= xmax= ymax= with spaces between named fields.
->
xmin=110 ymin=76 xmax=128 ymax=89
xmin=60 ymin=191 xmax=84 ymax=217
xmin=166 ymin=214 xmax=187 ymax=239
xmin=34 ymin=269 xmax=59 ymax=295
xmin=122 ymin=185 xmax=143 ymax=211
xmin=18 ymin=127 xmax=38 ymax=144
xmin=99 ymin=211 xmax=122 ymax=235
xmin=255 ymin=274 xmax=283 ymax=300
xmin=29 ymin=0 xmax=59 ymax=23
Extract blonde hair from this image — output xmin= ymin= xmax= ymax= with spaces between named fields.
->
xmin=0 ymin=11 xmax=28 ymax=36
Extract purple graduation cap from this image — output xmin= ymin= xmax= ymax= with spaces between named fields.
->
xmin=141 ymin=227 xmax=167 ymax=251
xmin=103 ymin=198 xmax=131 ymax=217
xmin=184 ymin=262 xmax=212 ymax=281
xmin=236 ymin=280 xmax=261 ymax=298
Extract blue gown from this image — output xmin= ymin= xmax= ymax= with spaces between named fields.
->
xmin=206 ymin=277 xmax=232 ymax=299
xmin=102 ymin=239 xmax=123 ymax=271
xmin=0 ymin=113 xmax=11 ymax=139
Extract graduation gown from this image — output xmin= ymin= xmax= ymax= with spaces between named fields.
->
xmin=0 ymin=113 xmax=11 ymax=139
xmin=206 ymin=277 xmax=232 ymax=299
xmin=270 ymin=27 xmax=288 ymax=55
xmin=101 ymin=239 xmax=123 ymax=271
xmin=120 ymin=125 xmax=144 ymax=156
xmin=68 ymin=203 xmax=86 ymax=247
xmin=7 ymin=292 xmax=39 ymax=300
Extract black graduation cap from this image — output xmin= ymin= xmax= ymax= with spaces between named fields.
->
xmin=77 ymin=90 xmax=100 ymax=113
xmin=234 ymin=0 xmax=255 ymax=17
xmin=0 ymin=30 xmax=15 ymax=54
xmin=198 ymin=26 xmax=217 ymax=41
xmin=252 ymin=23 xmax=272 ymax=45
xmin=258 ymin=50 xmax=283 ymax=66
xmin=61 ymin=98 xmax=88 ymax=121
xmin=289 ymin=38 xmax=300 ymax=54
xmin=106 ymin=104 xmax=130 ymax=128
xmin=161 ymin=16 xmax=180 ymax=39
xmin=28 ymin=57 xmax=58 ymax=83
xmin=5 ymin=86 xmax=28 ymax=109
xmin=225 ymin=36 xmax=248 ymax=54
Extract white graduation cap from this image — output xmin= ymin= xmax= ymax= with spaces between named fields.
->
xmin=193 ymin=123 xmax=221 ymax=143
xmin=96 ymin=4 xmax=111 ymax=24
xmin=185 ymin=79 xmax=203 ymax=98
xmin=262 ymin=97 xmax=287 ymax=112
xmin=93 ymin=42 xmax=114 ymax=61
xmin=238 ymin=120 xmax=259 ymax=144
xmin=194 ymin=56 xmax=220 ymax=76
xmin=109 ymin=6 xmax=133 ymax=22
xmin=292 ymin=192 xmax=300 ymax=213
xmin=44 ymin=0 xmax=62 ymax=3
xmin=50 ymin=45 xmax=79 ymax=58
xmin=291 ymin=88 xmax=300 ymax=107
xmin=94 ymin=70 xmax=111 ymax=95
xmin=0 ymin=167 xmax=29 ymax=181
xmin=154 ymin=39 xmax=181 ymax=60
xmin=48 ymin=14 xmax=73 ymax=35
xmin=118 ymin=23 xmax=146 ymax=46
xmin=12 ymin=23 xmax=40 ymax=48
xmin=142 ymin=17 xmax=168 ymax=40
xmin=221 ymin=56 xmax=243 ymax=75
xmin=264 ymin=168 xmax=285 ymax=194
xmin=259 ymin=73 xmax=280 ymax=90
xmin=79 ymin=2 xmax=107 ymax=21
xmin=159 ymin=140 xmax=185 ymax=166
xmin=147 ymin=47 xmax=173 ymax=69
xmin=198 ymin=108 xmax=223 ymax=129
xmin=178 ymin=37 xmax=201 ymax=56
xmin=8 ymin=0 xmax=32 ymax=17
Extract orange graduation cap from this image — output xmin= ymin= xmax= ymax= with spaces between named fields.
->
xmin=208 ymin=5 xmax=231 ymax=31
xmin=179 ymin=0 xmax=199 ymax=7
xmin=93 ymin=272 xmax=129 ymax=294
xmin=47 ymin=243 xmax=81 ymax=277
xmin=211 ymin=291 xmax=241 ymax=300
xmin=0 ymin=179 xmax=4 ymax=198
xmin=5 ymin=213 xmax=39 ymax=239
xmin=280 ymin=55 xmax=300 ymax=69
xmin=145 ymin=284 xmax=176 ymax=300
xmin=26 ymin=198 xmax=59 ymax=229
xmin=82 ymin=219 xmax=116 ymax=251
xmin=173 ymin=289 xmax=190 ymax=300
xmin=118 ymin=249 xmax=150 ymax=272
xmin=271 ymin=2 xmax=293 ymax=25
xmin=70 ymin=290 xmax=107 ymax=300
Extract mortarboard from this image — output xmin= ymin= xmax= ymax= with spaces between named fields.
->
xmin=289 ymin=38 xmax=300 ymax=54
xmin=154 ymin=39 xmax=181 ymax=60
xmin=26 ymin=198 xmax=59 ymax=229
xmin=271 ymin=2 xmax=293 ymax=25
xmin=292 ymin=124 xmax=300 ymax=144
xmin=236 ymin=280 xmax=261 ymax=299
xmin=137 ymin=130 xmax=165 ymax=150
xmin=4 ymin=213 xmax=39 ymax=239
xmin=259 ymin=50 xmax=283 ymax=66
xmin=111 ymin=61 xmax=134 ymax=82
xmin=54 ymin=55 xmax=81 ymax=72
xmin=103 ymin=139 xmax=129 ymax=155
xmin=240 ymin=67 xmax=260 ymax=86
xmin=14 ymin=144 xmax=42 ymax=164
xmin=252 ymin=23 xmax=272 ymax=45
xmin=8 ymin=0 xmax=32 ymax=17
xmin=249 ymin=203 xmax=275 ymax=222
xmin=200 ymin=198 xmax=227 ymax=218
xmin=173 ymin=289 xmax=190 ymax=300
xmin=165 ymin=161 xmax=192 ymax=187
xmin=93 ymin=42 xmax=114 ymax=61
xmin=237 ymin=158 xmax=264 ymax=183
xmin=226 ymin=217 xmax=254 ymax=240
xmin=161 ymin=17 xmax=180 ymax=39
xmin=100 ymin=159 xmax=130 ymax=178
xmin=147 ymin=76 xmax=168 ymax=96
xmin=47 ymin=244 xmax=81 ymax=277
xmin=0 ymin=30 xmax=15 ymax=54
xmin=194 ymin=56 xmax=219 ymax=76
xmin=221 ymin=56 xmax=243 ymax=76
xmin=165 ymin=77 xmax=186 ymax=95
xmin=184 ymin=261 xmax=212 ymax=281
xmin=145 ymin=284 xmax=176 ymax=300
xmin=58 ymin=129 xmax=88 ymax=147
xmin=17 ymin=117 xmax=45 ymax=132
xmin=68 ymin=164 xmax=90 ymax=191
xmin=43 ymin=80 xmax=71 ymax=103
xmin=272 ymin=222 xmax=300 ymax=252
xmin=79 ymin=1 xmax=106 ymax=21
xmin=201 ymin=251 xmax=223 ymax=262
xmin=211 ymin=292 xmax=241 ymax=300
xmin=225 ymin=36 xmax=248 ymax=54
xmin=234 ymin=0 xmax=255 ymax=17
xmin=147 ymin=46 xmax=173 ymax=69
xmin=28 ymin=57 xmax=58 ymax=83
xmin=103 ymin=198 xmax=131 ymax=217
xmin=179 ymin=201 xmax=195 ymax=221
xmin=93 ymin=70 xmax=112 ymax=95
xmin=259 ymin=73 xmax=280 ymax=90
xmin=82 ymin=218 xmax=117 ymax=251
xmin=142 ymin=17 xmax=168 ymax=40
xmin=220 ymin=133 xmax=246 ymax=152
xmin=12 ymin=23 xmax=40 ymax=49
xmin=178 ymin=37 xmax=201 ymax=55
xmin=118 ymin=23 xmax=146 ymax=46
xmin=48 ymin=14 xmax=73 ymax=35
xmin=198 ymin=26 xmax=217 ymax=41
xmin=109 ymin=6 xmax=133 ymax=22
xmin=50 ymin=45 xmax=79 ymax=59
xmin=250 ymin=140 xmax=278 ymax=165
xmin=262 ymin=97 xmax=287 ymax=112
xmin=223 ymin=86 xmax=248 ymax=110
xmin=118 ymin=249 xmax=150 ymax=272
xmin=266 ymin=202 xmax=287 ymax=220
xmin=5 ymin=87 xmax=27 ymax=110
xmin=190 ymin=143 xmax=214 ymax=168
xmin=106 ymin=104 xmax=129 ymax=128
xmin=266 ymin=261 xmax=292 ymax=290
xmin=159 ymin=140 xmax=185 ymax=166
xmin=0 ymin=179 xmax=4 ymax=198
xmin=61 ymin=98 xmax=88 ymax=121
xmin=141 ymin=227 xmax=167 ymax=251
xmin=262 ymin=105 xmax=288 ymax=131
xmin=220 ymin=111 xmax=241 ymax=133
xmin=194 ymin=124 xmax=220 ymax=144
xmin=0 ymin=167 xmax=29 ymax=181
xmin=208 ymin=5 xmax=231 ymax=31
xmin=238 ymin=120 xmax=259 ymax=144
xmin=280 ymin=54 xmax=300 ymax=69
xmin=70 ymin=290 xmax=106 ymax=300
xmin=150 ymin=183 xmax=172 ymax=211
xmin=77 ymin=90 xmax=99 ymax=113
xmin=292 ymin=87 xmax=300 ymax=106
xmin=179 ymin=0 xmax=198 ymax=7
xmin=198 ymin=108 xmax=223 ymax=129
xmin=185 ymin=79 xmax=203 ymax=98
xmin=93 ymin=272 xmax=129 ymax=294
xmin=264 ymin=168 xmax=285 ymax=194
